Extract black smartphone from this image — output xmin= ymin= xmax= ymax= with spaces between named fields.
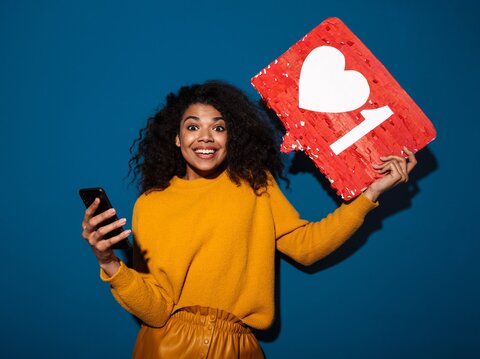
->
xmin=78 ymin=187 xmax=131 ymax=250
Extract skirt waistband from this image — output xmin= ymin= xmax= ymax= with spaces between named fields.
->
xmin=172 ymin=306 xmax=251 ymax=335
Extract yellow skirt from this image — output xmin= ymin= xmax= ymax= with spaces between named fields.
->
xmin=132 ymin=306 xmax=264 ymax=358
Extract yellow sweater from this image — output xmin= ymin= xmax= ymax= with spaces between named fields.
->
xmin=101 ymin=171 xmax=378 ymax=330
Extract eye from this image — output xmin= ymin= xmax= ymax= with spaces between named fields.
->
xmin=186 ymin=124 xmax=199 ymax=131
xmin=213 ymin=125 xmax=226 ymax=132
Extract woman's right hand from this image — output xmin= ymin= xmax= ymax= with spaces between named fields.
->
xmin=81 ymin=198 xmax=131 ymax=276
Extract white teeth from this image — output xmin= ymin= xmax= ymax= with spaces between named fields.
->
xmin=195 ymin=149 xmax=215 ymax=154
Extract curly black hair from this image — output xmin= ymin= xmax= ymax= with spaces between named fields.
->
xmin=129 ymin=80 xmax=285 ymax=195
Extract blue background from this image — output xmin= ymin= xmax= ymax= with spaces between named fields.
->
xmin=1 ymin=0 xmax=478 ymax=357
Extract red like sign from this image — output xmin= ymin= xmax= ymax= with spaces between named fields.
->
xmin=251 ymin=17 xmax=436 ymax=199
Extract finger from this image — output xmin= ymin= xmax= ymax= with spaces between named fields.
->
xmin=81 ymin=228 xmax=91 ymax=240
xmin=403 ymin=146 xmax=417 ymax=173
xmin=96 ymin=218 xmax=127 ymax=238
xmin=379 ymin=154 xmax=408 ymax=181
xmin=88 ymin=207 xmax=117 ymax=231
xmin=372 ymin=161 xmax=389 ymax=169
xmin=82 ymin=197 xmax=100 ymax=229
xmin=397 ymin=160 xmax=408 ymax=183
xmin=375 ymin=160 xmax=406 ymax=183
xmin=379 ymin=155 xmax=405 ymax=163
xmin=396 ymin=155 xmax=408 ymax=182
xmin=94 ymin=229 xmax=131 ymax=252
xmin=373 ymin=159 xmax=402 ymax=170
xmin=373 ymin=161 xmax=392 ymax=174
xmin=391 ymin=159 xmax=407 ymax=183
xmin=87 ymin=232 xmax=99 ymax=246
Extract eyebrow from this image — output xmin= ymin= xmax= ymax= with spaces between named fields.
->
xmin=182 ymin=116 xmax=224 ymax=122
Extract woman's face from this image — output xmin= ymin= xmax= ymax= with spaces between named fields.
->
xmin=175 ymin=103 xmax=228 ymax=180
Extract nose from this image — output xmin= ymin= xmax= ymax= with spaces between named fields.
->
xmin=197 ymin=128 xmax=213 ymax=142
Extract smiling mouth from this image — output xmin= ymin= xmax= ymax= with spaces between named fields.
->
xmin=194 ymin=148 xmax=216 ymax=154
xmin=193 ymin=148 xmax=218 ymax=159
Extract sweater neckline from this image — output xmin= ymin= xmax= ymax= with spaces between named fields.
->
xmin=170 ymin=170 xmax=228 ymax=190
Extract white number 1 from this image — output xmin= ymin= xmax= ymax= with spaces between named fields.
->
xmin=329 ymin=105 xmax=393 ymax=155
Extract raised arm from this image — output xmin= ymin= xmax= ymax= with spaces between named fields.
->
xmin=273 ymin=147 xmax=417 ymax=266
xmin=271 ymin=181 xmax=378 ymax=266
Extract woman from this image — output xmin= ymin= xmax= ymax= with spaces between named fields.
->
xmin=82 ymin=81 xmax=416 ymax=358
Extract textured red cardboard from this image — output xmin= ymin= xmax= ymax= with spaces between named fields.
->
xmin=251 ymin=17 xmax=436 ymax=199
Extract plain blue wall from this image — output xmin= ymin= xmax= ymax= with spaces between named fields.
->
xmin=1 ymin=0 xmax=478 ymax=357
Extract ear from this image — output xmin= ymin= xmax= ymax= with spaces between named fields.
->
xmin=175 ymin=134 xmax=181 ymax=147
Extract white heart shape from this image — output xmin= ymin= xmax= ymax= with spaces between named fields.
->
xmin=299 ymin=46 xmax=370 ymax=113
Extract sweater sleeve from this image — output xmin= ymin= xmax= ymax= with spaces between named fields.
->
xmin=271 ymin=179 xmax=378 ymax=266
xmin=99 ymin=200 xmax=174 ymax=328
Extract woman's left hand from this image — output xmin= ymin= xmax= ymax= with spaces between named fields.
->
xmin=363 ymin=146 xmax=417 ymax=202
